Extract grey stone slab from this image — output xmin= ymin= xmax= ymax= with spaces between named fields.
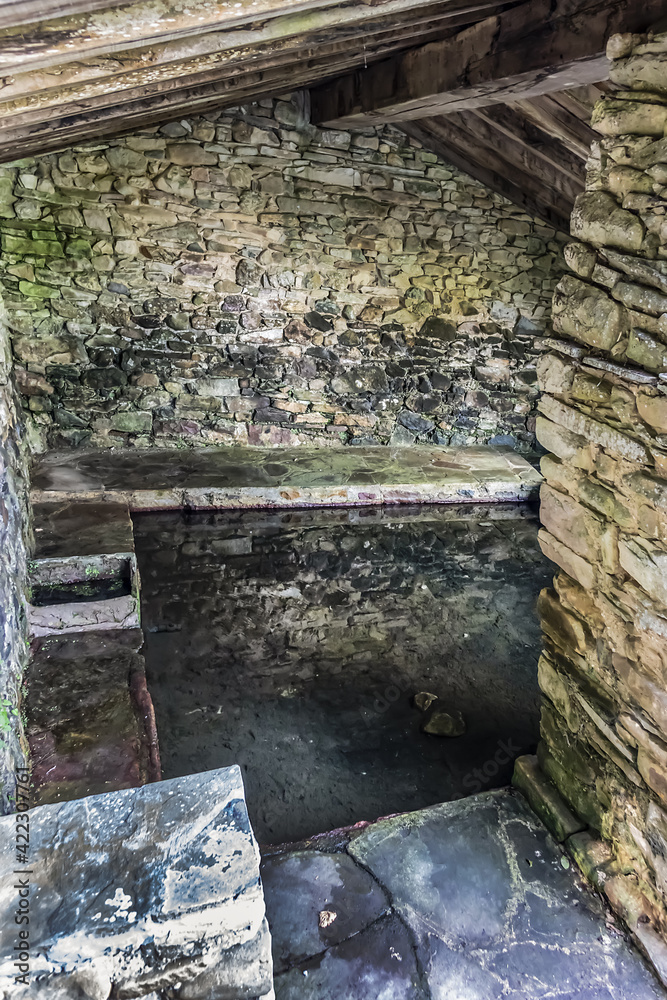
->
xmin=0 ymin=766 xmax=272 ymax=999
xmin=349 ymin=792 xmax=517 ymax=948
xmin=347 ymin=790 xmax=665 ymax=999
xmin=168 ymin=918 xmax=273 ymax=999
xmin=32 ymin=500 xmax=134 ymax=558
xmin=273 ymin=914 xmax=427 ymax=1000
xmin=261 ymin=851 xmax=389 ymax=972
xmin=30 ymin=445 xmax=542 ymax=510
xmin=26 ymin=628 xmax=152 ymax=804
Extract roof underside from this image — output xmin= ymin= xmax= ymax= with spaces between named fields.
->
xmin=0 ymin=0 xmax=663 ymax=230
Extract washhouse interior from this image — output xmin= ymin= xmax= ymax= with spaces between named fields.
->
xmin=3 ymin=4 xmax=667 ymax=998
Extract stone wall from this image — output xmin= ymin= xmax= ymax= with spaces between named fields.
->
xmin=0 ymin=294 xmax=31 ymax=814
xmin=0 ymin=98 xmax=564 ymax=453
xmin=532 ymin=28 xmax=667 ymax=978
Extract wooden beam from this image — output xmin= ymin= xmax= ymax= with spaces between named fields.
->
xmin=0 ymin=27 xmax=470 ymax=163
xmin=0 ymin=4 xmax=519 ymax=163
xmin=0 ymin=1 xmax=503 ymax=111
xmin=0 ymin=0 xmax=505 ymax=75
xmin=473 ymin=103 xmax=590 ymax=172
xmin=310 ymin=0 xmax=667 ymax=126
xmin=401 ymin=115 xmax=580 ymax=233
xmin=0 ymin=0 xmax=130 ymax=31
xmin=513 ymin=92 xmax=600 ymax=159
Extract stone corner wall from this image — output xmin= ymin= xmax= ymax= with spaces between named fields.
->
xmin=0 ymin=291 xmax=32 ymax=815
xmin=534 ymin=27 xmax=667 ymax=978
xmin=0 ymin=97 xmax=565 ymax=453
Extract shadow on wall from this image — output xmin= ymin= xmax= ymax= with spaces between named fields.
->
xmin=0 ymin=97 xmax=565 ymax=453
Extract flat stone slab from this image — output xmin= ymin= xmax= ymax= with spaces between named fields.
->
xmin=32 ymin=499 xmax=134 ymax=558
xmin=29 ymin=501 xmax=140 ymax=637
xmin=0 ymin=766 xmax=272 ymax=999
xmin=26 ymin=628 xmax=159 ymax=805
xmin=31 ymin=445 xmax=541 ymax=510
xmin=262 ymin=789 xmax=666 ymax=999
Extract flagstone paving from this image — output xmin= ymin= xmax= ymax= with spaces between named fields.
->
xmin=260 ymin=789 xmax=666 ymax=1000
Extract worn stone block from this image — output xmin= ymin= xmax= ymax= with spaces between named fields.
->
xmin=552 ymin=275 xmax=628 ymax=350
xmin=571 ymin=191 xmax=644 ymax=252
xmin=638 ymin=394 xmax=667 ymax=434
xmin=513 ymin=754 xmax=585 ymax=842
xmin=535 ymin=417 xmax=590 ymax=468
xmin=0 ymin=766 xmax=272 ymax=999
xmin=538 ymin=528 xmax=595 ymax=591
xmin=619 ymin=536 xmax=667 ymax=608
xmin=540 ymin=483 xmax=602 ymax=562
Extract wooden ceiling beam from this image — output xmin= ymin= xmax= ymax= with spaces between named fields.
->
xmin=450 ymin=109 xmax=584 ymax=202
xmin=310 ymin=0 xmax=667 ymax=127
xmin=0 ymin=0 xmax=507 ymax=75
xmin=0 ymin=4 xmax=524 ymax=162
xmin=473 ymin=104 xmax=591 ymax=173
xmin=0 ymin=0 xmax=130 ymax=31
xmin=0 ymin=1 xmax=507 ymax=112
xmin=513 ymin=93 xmax=601 ymax=159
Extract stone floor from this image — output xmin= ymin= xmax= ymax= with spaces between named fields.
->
xmin=31 ymin=444 xmax=541 ymax=509
xmin=261 ymin=789 xmax=666 ymax=1000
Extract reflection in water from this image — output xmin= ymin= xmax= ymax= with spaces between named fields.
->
xmin=133 ymin=503 xmax=552 ymax=844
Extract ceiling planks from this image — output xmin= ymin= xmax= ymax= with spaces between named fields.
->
xmin=309 ymin=0 xmax=667 ymax=127
xmin=0 ymin=0 xmax=656 ymax=234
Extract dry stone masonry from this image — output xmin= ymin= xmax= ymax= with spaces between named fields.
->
xmin=0 ymin=301 xmax=31 ymax=815
xmin=527 ymin=28 xmax=667 ymax=981
xmin=0 ymin=98 xmax=564 ymax=454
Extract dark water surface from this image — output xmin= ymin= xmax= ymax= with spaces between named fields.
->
xmin=133 ymin=503 xmax=552 ymax=844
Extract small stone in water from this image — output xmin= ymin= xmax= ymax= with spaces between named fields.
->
xmin=421 ymin=709 xmax=466 ymax=737
xmin=414 ymin=691 xmax=438 ymax=712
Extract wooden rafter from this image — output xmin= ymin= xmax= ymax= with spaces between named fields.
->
xmin=310 ymin=0 xmax=667 ymax=127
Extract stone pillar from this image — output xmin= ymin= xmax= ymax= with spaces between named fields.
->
xmin=516 ymin=28 xmax=667 ymax=980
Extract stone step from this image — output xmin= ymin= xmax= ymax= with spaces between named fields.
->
xmin=31 ymin=444 xmax=542 ymax=511
xmin=32 ymin=498 xmax=134 ymax=558
xmin=28 ymin=499 xmax=140 ymax=637
xmin=261 ymin=788 xmax=664 ymax=998
xmin=25 ymin=628 xmax=159 ymax=805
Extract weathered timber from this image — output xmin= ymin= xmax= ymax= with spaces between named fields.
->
xmin=0 ymin=17 xmax=497 ymax=164
xmin=310 ymin=0 xmax=667 ymax=126
xmin=0 ymin=2 xmax=507 ymax=119
xmin=473 ymin=103 xmax=590 ymax=174
xmin=0 ymin=0 xmax=512 ymax=74
xmin=513 ymin=91 xmax=602 ymax=160
xmin=402 ymin=115 xmax=576 ymax=232
xmin=0 ymin=0 xmax=129 ymax=31
xmin=0 ymin=0 xmax=521 ymax=163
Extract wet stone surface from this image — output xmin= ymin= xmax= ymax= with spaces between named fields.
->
xmin=30 ymin=444 xmax=542 ymax=508
xmin=25 ymin=628 xmax=157 ymax=805
xmin=261 ymin=789 xmax=666 ymax=999
xmin=134 ymin=502 xmax=551 ymax=843
xmin=0 ymin=766 xmax=272 ymax=1000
